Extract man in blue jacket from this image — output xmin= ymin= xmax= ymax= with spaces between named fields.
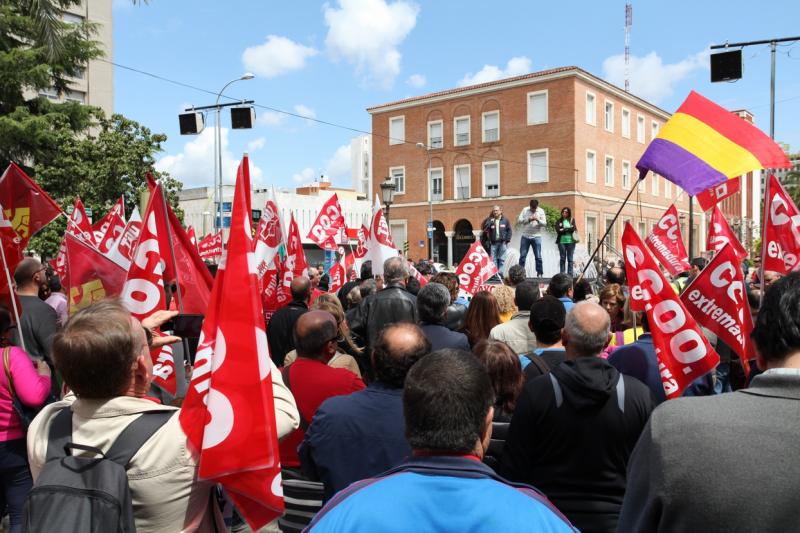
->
xmin=307 ymin=349 xmax=576 ymax=532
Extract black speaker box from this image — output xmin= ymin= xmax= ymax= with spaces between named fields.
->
xmin=178 ymin=112 xmax=204 ymax=135
xmin=710 ymin=50 xmax=742 ymax=82
xmin=231 ymin=107 xmax=255 ymax=129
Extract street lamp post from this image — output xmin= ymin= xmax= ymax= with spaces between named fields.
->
xmin=416 ymin=142 xmax=433 ymax=260
xmin=380 ymin=176 xmax=396 ymax=222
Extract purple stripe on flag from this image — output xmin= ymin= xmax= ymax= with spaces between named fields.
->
xmin=636 ymin=139 xmax=728 ymax=196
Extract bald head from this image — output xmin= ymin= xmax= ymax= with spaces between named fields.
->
xmin=372 ymin=323 xmax=431 ymax=388
xmin=563 ymin=301 xmax=611 ymax=359
xmin=290 ymin=275 xmax=311 ymax=303
xmin=294 ymin=310 xmax=338 ymax=359
xmin=14 ymin=257 xmax=45 ymax=291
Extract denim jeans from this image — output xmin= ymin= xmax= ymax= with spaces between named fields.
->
xmin=0 ymin=439 xmax=33 ymax=533
xmin=714 ymin=362 xmax=732 ymax=394
xmin=519 ymin=235 xmax=543 ymax=276
xmin=490 ymin=242 xmax=507 ymax=271
xmin=558 ymin=242 xmax=575 ymax=276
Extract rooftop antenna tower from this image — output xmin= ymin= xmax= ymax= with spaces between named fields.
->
xmin=624 ymin=3 xmax=633 ymax=92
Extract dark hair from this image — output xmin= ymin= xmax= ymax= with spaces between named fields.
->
xmin=560 ymin=207 xmax=572 ymax=219
xmin=359 ymin=278 xmax=377 ymax=298
xmin=507 ymin=265 xmax=526 ymax=286
xmin=52 ymin=300 xmax=140 ymax=399
xmin=417 ymin=282 xmax=451 ymax=324
xmin=318 ymin=274 xmax=330 ymax=292
xmin=49 ymin=274 xmax=63 ymax=292
xmin=294 ymin=312 xmax=338 ymax=358
xmin=747 ymin=288 xmax=761 ymax=312
xmin=415 ymin=260 xmax=433 ymax=276
xmin=573 ymin=278 xmax=594 ymax=302
xmin=529 ymin=295 xmax=566 ymax=344
xmin=514 ymin=281 xmax=540 ymax=311
xmin=472 ymin=340 xmax=522 ymax=415
xmin=752 ymin=272 xmax=800 ymax=363
xmin=360 ymin=260 xmax=373 ymax=280
xmin=691 ymin=257 xmax=707 ymax=270
xmin=604 ymin=267 xmax=626 ymax=285
xmin=547 ymin=273 xmax=572 ymax=299
xmin=430 ymin=272 xmax=459 ymax=303
xmin=404 ymin=349 xmax=494 ymax=453
xmin=463 ymin=291 xmax=501 ymax=346
xmin=13 ymin=258 xmax=42 ymax=288
xmin=0 ymin=306 xmax=12 ymax=335
xmin=406 ymin=276 xmax=421 ymax=296
xmin=373 ymin=323 xmax=431 ymax=388
xmin=530 ymin=199 xmax=539 ymax=209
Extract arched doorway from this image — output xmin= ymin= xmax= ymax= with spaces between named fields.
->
xmin=453 ymin=219 xmax=475 ymax=265
xmin=432 ymin=220 xmax=447 ymax=263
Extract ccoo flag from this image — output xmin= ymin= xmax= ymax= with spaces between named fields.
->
xmin=637 ymin=91 xmax=790 ymax=196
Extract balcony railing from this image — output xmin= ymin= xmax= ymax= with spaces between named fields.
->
xmin=484 ymin=128 xmax=498 ymax=142
xmin=429 ymin=137 xmax=443 ymax=149
xmin=456 ymin=133 xmax=469 ymax=146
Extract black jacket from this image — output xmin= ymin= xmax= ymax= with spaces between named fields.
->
xmin=555 ymin=218 xmax=577 ymax=243
xmin=481 ymin=216 xmax=512 ymax=245
xmin=349 ymin=283 xmax=417 ymax=360
xmin=444 ymin=303 xmax=467 ymax=331
xmin=266 ymin=300 xmax=308 ymax=366
xmin=500 ymin=357 xmax=655 ymax=533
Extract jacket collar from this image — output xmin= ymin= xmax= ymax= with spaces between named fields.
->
xmin=71 ymin=395 xmax=177 ymax=419
xmin=510 ymin=311 xmax=530 ymax=320
xmin=740 ymin=372 xmax=800 ymax=401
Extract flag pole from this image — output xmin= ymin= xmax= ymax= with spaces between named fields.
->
xmin=0 ymin=241 xmax=25 ymax=352
xmin=157 ymin=183 xmax=185 ymax=314
xmin=578 ymin=174 xmax=643 ymax=281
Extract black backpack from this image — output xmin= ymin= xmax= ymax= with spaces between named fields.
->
xmin=23 ymin=407 xmax=174 ymax=533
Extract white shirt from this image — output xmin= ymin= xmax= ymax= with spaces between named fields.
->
xmin=518 ymin=207 xmax=546 ymax=237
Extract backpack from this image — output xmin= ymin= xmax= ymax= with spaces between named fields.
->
xmin=23 ymin=407 xmax=174 ymax=533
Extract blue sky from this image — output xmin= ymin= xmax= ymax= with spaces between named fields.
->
xmin=112 ymin=0 xmax=800 ymax=191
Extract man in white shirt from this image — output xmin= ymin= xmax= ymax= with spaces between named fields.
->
xmin=518 ymin=200 xmax=546 ymax=277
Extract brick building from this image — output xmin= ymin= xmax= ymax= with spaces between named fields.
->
xmin=368 ymin=66 xmax=707 ymax=269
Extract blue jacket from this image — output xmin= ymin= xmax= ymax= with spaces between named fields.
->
xmin=299 ymin=383 xmax=410 ymax=501
xmin=608 ymin=333 xmax=715 ymax=404
xmin=307 ymin=455 xmax=576 ymax=532
xmin=420 ymin=323 xmax=471 ymax=352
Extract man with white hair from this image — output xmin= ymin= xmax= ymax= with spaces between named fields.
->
xmin=500 ymin=301 xmax=655 ymax=533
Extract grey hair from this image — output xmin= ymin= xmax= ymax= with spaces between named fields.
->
xmin=564 ymin=301 xmax=610 ymax=357
xmin=416 ymin=282 xmax=451 ymax=323
xmin=384 ymin=256 xmax=408 ymax=284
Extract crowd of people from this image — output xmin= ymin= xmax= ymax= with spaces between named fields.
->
xmin=0 ymin=239 xmax=797 ymax=532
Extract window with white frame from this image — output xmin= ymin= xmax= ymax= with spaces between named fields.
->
xmin=454 ymin=116 xmax=470 ymax=146
xmin=527 ymin=149 xmax=549 ymax=183
xmin=637 ymin=115 xmax=645 ymax=143
xmin=429 ymin=167 xmax=444 ymax=201
xmin=651 ymin=120 xmax=660 ymax=141
xmin=389 ymin=166 xmax=405 ymax=194
xmin=482 ymin=111 xmax=499 ymax=142
xmin=390 ymin=221 xmax=407 ymax=253
xmin=483 ymin=161 xmax=500 ymax=197
xmin=651 ymin=174 xmax=659 ymax=195
xmin=604 ymin=101 xmax=614 ymax=132
xmin=664 ymin=179 xmax=671 ymax=198
xmin=604 ymin=156 xmax=614 ymax=186
xmin=586 ymin=92 xmax=596 ymax=125
xmin=604 ymin=215 xmax=617 ymax=248
xmin=62 ymin=12 xmax=84 ymax=24
xmin=622 ymin=160 xmax=631 ymax=189
xmin=454 ymin=164 xmax=471 ymax=199
xmin=638 ymin=220 xmax=647 ymax=237
xmin=621 ymin=108 xmax=631 ymax=138
xmin=389 ymin=116 xmax=405 ymax=145
xmin=65 ymin=90 xmax=85 ymax=104
xmin=638 ymin=172 xmax=646 ymax=192
xmin=428 ymin=120 xmax=443 ymax=149
xmin=585 ymin=215 xmax=597 ymax=250
xmin=586 ymin=150 xmax=596 ymax=183
xmin=527 ymin=90 xmax=548 ymax=125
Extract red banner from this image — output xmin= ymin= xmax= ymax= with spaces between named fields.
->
xmin=70 ymin=197 xmax=95 ymax=245
xmin=64 ymin=233 xmax=127 ymax=315
xmin=408 ymin=263 xmax=428 ymax=288
xmin=187 ymin=225 xmax=198 ymax=249
xmin=645 ymin=204 xmax=691 ymax=276
xmin=696 ymin=176 xmax=740 ymax=212
xmin=328 ymin=258 xmax=346 ymax=294
xmin=455 ymin=240 xmax=498 ymax=295
xmin=0 ymin=208 xmax=23 ymax=315
xmin=92 ymin=196 xmax=125 ymax=248
xmin=0 ymin=163 xmax=62 ymax=247
xmin=307 ymin=193 xmax=345 ymax=249
xmin=198 ymin=232 xmax=223 ymax=261
xmin=180 ymin=155 xmax=284 ymax=530
xmin=253 ymin=191 xmax=283 ymax=280
xmin=680 ymin=243 xmax=754 ymax=371
xmin=707 ymin=206 xmax=748 ymax=261
xmin=622 ymin=222 xmax=719 ymax=399
xmin=763 ymin=174 xmax=800 ymax=273
xmin=353 ymin=224 xmax=369 ymax=259
xmin=277 ymin=215 xmax=308 ymax=303
xmin=105 ymin=207 xmax=142 ymax=269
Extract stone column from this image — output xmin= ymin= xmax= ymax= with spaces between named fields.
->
xmin=444 ymin=231 xmax=455 ymax=267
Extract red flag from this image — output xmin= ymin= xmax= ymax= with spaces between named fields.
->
xmin=696 ymin=176 xmax=741 ymax=212
xmin=180 ymin=155 xmax=284 ymax=530
xmin=187 ymin=225 xmax=198 ymax=249
xmin=70 ymin=197 xmax=95 ymax=245
xmin=763 ymin=174 xmax=800 ymax=273
xmin=328 ymin=252 xmax=354 ymax=294
xmin=645 ymin=204 xmax=691 ymax=276
xmin=366 ymin=197 xmax=395 ymax=276
xmin=0 ymin=207 xmax=23 ymax=315
xmin=0 ymin=163 xmax=62 ymax=247
xmin=455 ymin=240 xmax=498 ymax=295
xmin=707 ymin=206 xmax=748 ymax=261
xmin=64 ymin=233 xmax=127 ymax=314
xmin=680 ymin=243 xmax=754 ymax=372
xmin=353 ymin=224 xmax=369 ymax=259
xmin=106 ymin=207 xmax=143 ymax=270
xmin=280 ymin=214 xmax=307 ymax=291
xmin=198 ymin=232 xmax=223 ymax=262
xmin=120 ymin=194 xmax=176 ymax=395
xmin=92 ymin=196 xmax=125 ymax=246
xmin=307 ymin=194 xmax=345 ymax=249
xmin=408 ymin=262 xmax=428 ymax=288
xmin=253 ymin=188 xmax=283 ymax=279
xmin=622 ymin=222 xmax=719 ymax=399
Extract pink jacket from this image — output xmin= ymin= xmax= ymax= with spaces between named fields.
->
xmin=0 ymin=347 xmax=51 ymax=441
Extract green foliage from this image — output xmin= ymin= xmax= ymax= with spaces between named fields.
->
xmin=784 ymin=170 xmax=800 ymax=208
xmin=539 ymin=203 xmax=562 ymax=233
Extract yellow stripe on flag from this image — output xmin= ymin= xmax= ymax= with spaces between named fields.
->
xmin=657 ymin=113 xmax=763 ymax=178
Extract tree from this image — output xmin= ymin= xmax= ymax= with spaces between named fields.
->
xmin=783 ymin=170 xmax=800 ymax=207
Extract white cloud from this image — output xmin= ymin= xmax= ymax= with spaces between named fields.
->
xmin=324 ymin=0 xmax=419 ymax=88
xmin=458 ymin=56 xmax=531 ymax=87
xmin=156 ymin=128 xmax=264 ymax=189
xmin=293 ymin=104 xmax=317 ymax=122
xmin=406 ymin=73 xmax=426 ymax=88
xmin=242 ymin=35 xmax=318 ymax=78
xmin=258 ymin=110 xmax=287 ymax=127
xmin=324 ymin=144 xmax=352 ymax=184
xmin=247 ymin=137 xmax=266 ymax=152
xmin=292 ymin=167 xmax=317 ymax=184
xmin=602 ymin=49 xmax=710 ymax=105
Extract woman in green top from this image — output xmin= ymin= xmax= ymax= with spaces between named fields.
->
xmin=555 ymin=207 xmax=577 ymax=276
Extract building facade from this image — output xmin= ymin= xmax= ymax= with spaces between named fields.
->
xmin=368 ymin=66 xmax=709 ymax=269
xmin=350 ymin=135 xmax=372 ymax=198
